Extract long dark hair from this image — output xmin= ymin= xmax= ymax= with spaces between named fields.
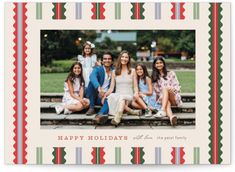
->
xmin=65 ymin=62 xmax=85 ymax=87
xmin=135 ymin=63 xmax=149 ymax=86
xmin=115 ymin=50 xmax=132 ymax=76
xmin=151 ymin=56 xmax=168 ymax=83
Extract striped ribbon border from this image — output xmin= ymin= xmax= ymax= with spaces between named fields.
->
xmin=115 ymin=147 xmax=121 ymax=164
xmin=193 ymin=3 xmax=200 ymax=20
xmin=193 ymin=147 xmax=200 ymax=164
xmin=91 ymin=3 xmax=105 ymax=20
xmin=131 ymin=147 xmax=145 ymax=164
xmin=131 ymin=3 xmax=145 ymax=20
xmin=91 ymin=147 xmax=105 ymax=164
xmin=76 ymin=147 xmax=82 ymax=164
xmin=75 ymin=3 xmax=82 ymax=19
xmin=52 ymin=147 xmax=66 ymax=164
xmin=115 ymin=2 xmax=121 ymax=20
xmin=171 ymin=147 xmax=185 ymax=164
xmin=36 ymin=2 xmax=42 ymax=19
xmin=155 ymin=147 xmax=161 ymax=164
xmin=36 ymin=147 xmax=43 ymax=164
xmin=171 ymin=2 xmax=185 ymax=20
xmin=208 ymin=3 xmax=223 ymax=164
xmin=52 ymin=3 xmax=66 ymax=20
xmin=155 ymin=3 xmax=161 ymax=20
xmin=12 ymin=2 xmax=28 ymax=164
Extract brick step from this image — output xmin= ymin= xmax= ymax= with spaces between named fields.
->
xmin=41 ymin=93 xmax=195 ymax=103
xmin=41 ymin=113 xmax=195 ymax=126
xmin=40 ymin=102 xmax=195 ymax=113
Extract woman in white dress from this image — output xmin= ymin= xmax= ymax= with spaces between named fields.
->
xmin=55 ymin=62 xmax=90 ymax=115
xmin=107 ymin=50 xmax=141 ymax=126
xmin=77 ymin=42 xmax=100 ymax=88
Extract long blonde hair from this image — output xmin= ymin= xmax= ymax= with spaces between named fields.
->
xmin=115 ymin=50 xmax=132 ymax=76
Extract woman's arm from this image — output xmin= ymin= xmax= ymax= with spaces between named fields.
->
xmin=79 ymin=85 xmax=84 ymax=99
xmin=133 ymin=69 xmax=139 ymax=94
xmin=67 ymin=80 xmax=82 ymax=101
xmin=142 ymin=77 xmax=153 ymax=96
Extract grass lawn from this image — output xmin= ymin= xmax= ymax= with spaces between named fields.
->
xmin=41 ymin=71 xmax=195 ymax=93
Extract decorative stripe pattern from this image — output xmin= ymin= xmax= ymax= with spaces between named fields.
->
xmin=155 ymin=3 xmax=161 ymax=20
xmin=131 ymin=3 xmax=145 ymax=20
xmin=75 ymin=3 xmax=82 ymax=19
xmin=36 ymin=147 xmax=43 ymax=164
xmin=171 ymin=2 xmax=185 ymax=20
xmin=76 ymin=147 xmax=82 ymax=164
xmin=208 ymin=3 xmax=223 ymax=164
xmin=131 ymin=147 xmax=145 ymax=164
xmin=115 ymin=3 xmax=121 ymax=20
xmin=91 ymin=3 xmax=105 ymax=20
xmin=36 ymin=2 xmax=42 ymax=19
xmin=52 ymin=147 xmax=66 ymax=164
xmin=193 ymin=3 xmax=200 ymax=20
xmin=12 ymin=2 xmax=28 ymax=164
xmin=115 ymin=147 xmax=121 ymax=164
xmin=155 ymin=147 xmax=161 ymax=164
xmin=193 ymin=147 xmax=200 ymax=164
xmin=91 ymin=147 xmax=105 ymax=164
xmin=52 ymin=3 xmax=66 ymax=20
xmin=171 ymin=147 xmax=185 ymax=164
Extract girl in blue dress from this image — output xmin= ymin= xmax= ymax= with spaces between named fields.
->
xmin=132 ymin=63 xmax=161 ymax=117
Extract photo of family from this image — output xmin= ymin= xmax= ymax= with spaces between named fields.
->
xmin=40 ymin=30 xmax=195 ymax=129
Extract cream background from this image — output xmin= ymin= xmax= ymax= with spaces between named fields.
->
xmin=4 ymin=2 xmax=230 ymax=164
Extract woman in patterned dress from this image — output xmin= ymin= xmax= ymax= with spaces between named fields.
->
xmin=152 ymin=56 xmax=182 ymax=126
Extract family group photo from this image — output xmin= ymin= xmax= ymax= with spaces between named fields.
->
xmin=40 ymin=30 xmax=195 ymax=129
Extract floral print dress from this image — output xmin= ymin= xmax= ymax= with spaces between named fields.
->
xmin=154 ymin=71 xmax=182 ymax=106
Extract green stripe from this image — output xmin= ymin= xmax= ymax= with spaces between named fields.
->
xmin=193 ymin=3 xmax=199 ymax=19
xmin=115 ymin=147 xmax=121 ymax=164
xmin=96 ymin=3 xmax=100 ymax=19
xmin=115 ymin=3 xmax=121 ymax=19
xmin=97 ymin=147 xmax=100 ymax=164
xmin=193 ymin=147 xmax=200 ymax=164
xmin=36 ymin=3 xmax=42 ymax=19
xmin=36 ymin=147 xmax=42 ymax=164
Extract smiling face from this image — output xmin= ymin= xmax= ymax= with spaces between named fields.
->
xmin=73 ymin=64 xmax=82 ymax=76
xmin=136 ymin=65 xmax=144 ymax=77
xmin=120 ymin=52 xmax=129 ymax=65
xmin=83 ymin=44 xmax=92 ymax=56
xmin=154 ymin=59 xmax=164 ymax=71
xmin=102 ymin=54 xmax=113 ymax=67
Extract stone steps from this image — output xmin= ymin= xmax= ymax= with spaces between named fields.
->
xmin=40 ymin=102 xmax=195 ymax=114
xmin=41 ymin=113 xmax=195 ymax=126
xmin=41 ymin=93 xmax=195 ymax=103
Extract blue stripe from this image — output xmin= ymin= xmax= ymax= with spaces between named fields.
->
xmin=17 ymin=3 xmax=23 ymax=164
xmin=76 ymin=3 xmax=82 ymax=19
xmin=155 ymin=147 xmax=161 ymax=164
xmin=76 ymin=147 xmax=82 ymax=164
xmin=155 ymin=3 xmax=161 ymax=19
xmin=175 ymin=147 xmax=180 ymax=164
xmin=176 ymin=3 xmax=180 ymax=19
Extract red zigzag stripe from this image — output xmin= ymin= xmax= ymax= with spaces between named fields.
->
xmin=12 ymin=2 xmax=28 ymax=164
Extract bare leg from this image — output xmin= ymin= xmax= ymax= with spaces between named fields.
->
xmin=134 ymin=97 xmax=148 ymax=109
xmin=64 ymin=102 xmax=84 ymax=112
xmin=165 ymin=101 xmax=173 ymax=118
xmin=169 ymin=92 xmax=177 ymax=106
xmin=161 ymin=88 xmax=169 ymax=111
xmin=113 ymin=100 xmax=125 ymax=123
xmin=165 ymin=100 xmax=177 ymax=126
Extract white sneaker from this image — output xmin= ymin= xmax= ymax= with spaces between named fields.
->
xmin=144 ymin=109 xmax=152 ymax=117
xmin=64 ymin=108 xmax=72 ymax=115
xmin=55 ymin=105 xmax=64 ymax=115
xmin=153 ymin=110 xmax=166 ymax=118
